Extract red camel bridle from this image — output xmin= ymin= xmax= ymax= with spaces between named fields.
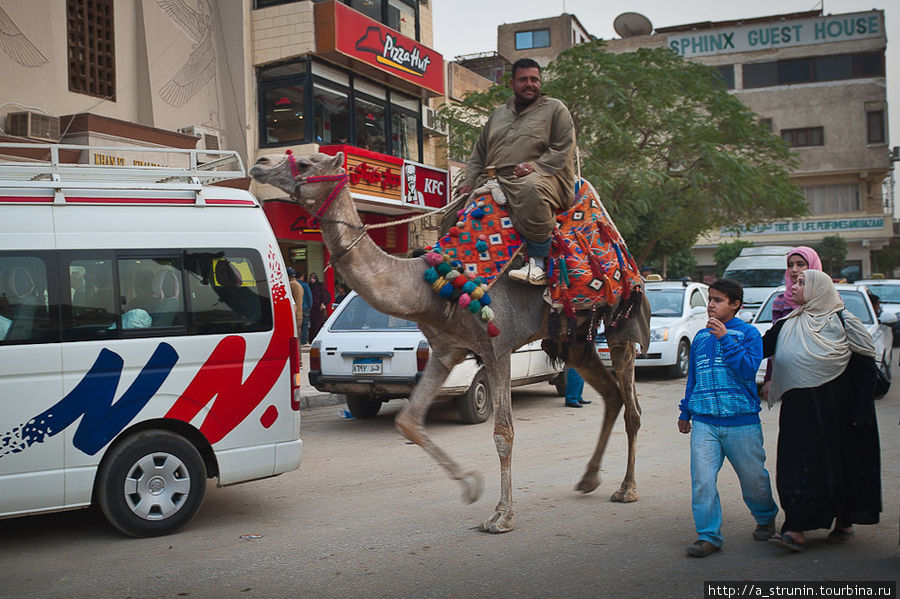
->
xmin=286 ymin=149 xmax=349 ymax=226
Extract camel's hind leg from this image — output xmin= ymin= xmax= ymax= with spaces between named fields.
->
xmin=395 ymin=352 xmax=483 ymax=504
xmin=607 ymin=341 xmax=641 ymax=502
xmin=568 ymin=347 xmax=624 ymax=495
xmin=478 ymin=354 xmax=515 ymax=534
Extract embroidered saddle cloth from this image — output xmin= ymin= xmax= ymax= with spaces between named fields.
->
xmin=427 ymin=178 xmax=642 ymax=313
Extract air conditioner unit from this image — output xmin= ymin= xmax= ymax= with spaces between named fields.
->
xmin=422 ymin=106 xmax=448 ymax=137
xmin=179 ymin=125 xmax=222 ymax=152
xmin=6 ymin=111 xmax=60 ymax=142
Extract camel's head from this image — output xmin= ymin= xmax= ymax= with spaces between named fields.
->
xmin=250 ymin=151 xmax=346 ymax=212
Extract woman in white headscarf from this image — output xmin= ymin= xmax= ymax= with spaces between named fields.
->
xmin=762 ymin=270 xmax=882 ymax=552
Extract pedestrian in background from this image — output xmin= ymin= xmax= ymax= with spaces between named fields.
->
xmin=677 ymin=279 xmax=778 ymax=558
xmin=308 ymin=272 xmax=330 ymax=341
xmin=287 ymin=268 xmax=304 ymax=367
xmin=564 ymin=367 xmax=590 ymax=408
xmin=764 ymin=269 xmax=881 ymax=553
xmin=297 ymin=271 xmax=312 ymax=345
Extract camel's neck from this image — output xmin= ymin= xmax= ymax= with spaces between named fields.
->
xmin=307 ymin=185 xmax=434 ymax=319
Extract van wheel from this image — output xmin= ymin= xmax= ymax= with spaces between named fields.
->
xmin=96 ymin=429 xmax=206 ymax=537
xmin=668 ymin=339 xmax=690 ymax=378
xmin=346 ymin=394 xmax=381 ymax=418
xmin=553 ymin=372 xmax=567 ymax=397
xmin=457 ymin=370 xmax=492 ymax=424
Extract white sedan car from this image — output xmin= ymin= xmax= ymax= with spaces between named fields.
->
xmin=751 ymin=284 xmax=895 ymax=396
xmin=309 ymin=292 xmax=565 ymax=423
xmin=596 ymin=280 xmax=709 ymax=377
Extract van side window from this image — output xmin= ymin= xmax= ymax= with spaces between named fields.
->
xmin=184 ymin=249 xmax=272 ymax=334
xmin=64 ymin=256 xmax=119 ymax=340
xmin=118 ymin=257 xmax=185 ymax=329
xmin=0 ymin=254 xmax=55 ymax=344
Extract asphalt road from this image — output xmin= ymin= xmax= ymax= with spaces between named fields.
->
xmin=1 ymin=373 xmax=897 ymax=599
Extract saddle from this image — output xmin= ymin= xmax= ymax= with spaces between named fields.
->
xmin=422 ymin=178 xmax=643 ymax=338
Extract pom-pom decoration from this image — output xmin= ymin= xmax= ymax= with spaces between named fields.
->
xmin=480 ymin=293 xmax=492 ymax=306
xmin=475 ymin=240 xmax=488 ymax=252
xmin=481 ymin=306 xmax=494 ymax=321
xmin=431 ymin=277 xmax=447 ymax=292
xmin=439 ymin=283 xmax=454 ymax=299
xmin=468 ymin=299 xmax=482 ymax=313
xmin=462 ymin=281 xmax=476 ymax=294
xmin=424 ymin=252 xmax=444 ymax=267
xmin=449 ymin=226 xmax=460 ymax=237
xmin=452 ymin=275 xmax=467 ymax=288
xmin=471 ymin=208 xmax=485 ymax=220
xmin=458 ymin=293 xmax=471 ymax=307
xmin=487 ymin=322 xmax=501 ymax=337
xmin=470 ymin=286 xmax=485 ymax=300
xmin=423 ymin=267 xmax=438 ymax=284
xmin=436 ymin=262 xmax=452 ymax=276
xmin=445 ymin=270 xmax=460 ymax=280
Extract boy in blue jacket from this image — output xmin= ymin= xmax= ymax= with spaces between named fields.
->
xmin=677 ymin=279 xmax=778 ymax=557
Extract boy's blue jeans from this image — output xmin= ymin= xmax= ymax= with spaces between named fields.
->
xmin=564 ymin=368 xmax=584 ymax=403
xmin=690 ymin=420 xmax=778 ymax=547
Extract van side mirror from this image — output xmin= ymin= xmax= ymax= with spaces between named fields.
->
xmin=879 ymin=311 xmax=898 ymax=325
xmin=690 ymin=306 xmax=706 ymax=317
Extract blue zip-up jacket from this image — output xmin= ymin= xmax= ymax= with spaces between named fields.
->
xmin=678 ymin=316 xmax=763 ymax=426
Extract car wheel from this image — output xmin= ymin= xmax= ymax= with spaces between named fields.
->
xmin=456 ymin=370 xmax=492 ymax=424
xmin=553 ymin=372 xmax=567 ymax=397
xmin=667 ymin=339 xmax=690 ymax=378
xmin=346 ymin=394 xmax=382 ymax=418
xmin=96 ymin=429 xmax=206 ymax=537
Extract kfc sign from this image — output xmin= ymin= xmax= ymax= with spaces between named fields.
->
xmin=403 ymin=161 xmax=449 ymax=209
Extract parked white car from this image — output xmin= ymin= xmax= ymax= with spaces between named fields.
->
xmin=309 ymin=292 xmax=565 ymax=423
xmin=854 ymin=279 xmax=900 ymax=346
xmin=596 ymin=281 xmax=709 ymax=377
xmin=751 ymin=284 xmax=895 ymax=395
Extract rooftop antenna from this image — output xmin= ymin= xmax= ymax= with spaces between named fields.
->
xmin=613 ymin=12 xmax=653 ymax=38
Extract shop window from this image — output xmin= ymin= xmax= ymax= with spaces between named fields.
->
xmin=803 ymin=183 xmax=860 ymax=214
xmin=313 ymin=83 xmax=351 ymax=144
xmin=781 ymin=126 xmax=824 ymax=148
xmin=67 ymin=0 xmax=116 ymax=99
xmin=515 ymin=29 xmax=550 ymax=50
xmin=866 ymin=108 xmax=886 ymax=145
xmin=355 ymin=95 xmax=387 ymax=153
xmin=263 ymin=85 xmax=306 ymax=145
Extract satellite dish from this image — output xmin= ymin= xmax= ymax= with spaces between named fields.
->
xmin=613 ymin=12 xmax=653 ymax=38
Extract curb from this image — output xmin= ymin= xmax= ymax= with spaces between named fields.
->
xmin=297 ymin=390 xmax=346 ymax=410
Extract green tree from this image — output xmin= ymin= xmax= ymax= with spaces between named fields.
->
xmin=713 ymin=240 xmax=756 ymax=276
xmin=440 ymin=42 xmax=807 ymax=266
xmin=817 ymin=235 xmax=848 ymax=278
xmin=645 ymin=247 xmax=696 ymax=279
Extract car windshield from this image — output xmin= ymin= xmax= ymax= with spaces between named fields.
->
xmin=861 ymin=284 xmax=900 ymax=303
xmin=647 ymin=289 xmax=684 ymax=317
xmin=755 ymin=289 xmax=872 ymax=324
xmin=330 ymin=295 xmax=418 ymax=331
xmin=722 ymin=269 xmax=784 ymax=287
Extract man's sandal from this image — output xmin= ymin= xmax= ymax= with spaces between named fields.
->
xmin=768 ymin=533 xmax=805 ymax=553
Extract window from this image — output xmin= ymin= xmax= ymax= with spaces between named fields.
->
xmin=802 ymin=183 xmax=860 ymax=214
xmin=118 ymin=257 xmax=185 ymax=330
xmin=354 ymin=95 xmax=387 ymax=153
xmin=66 ymin=0 xmax=116 ymax=99
xmin=866 ymin=108 xmax=886 ymax=145
xmin=390 ymin=92 xmax=421 ymax=160
xmin=515 ymin=29 xmax=550 ymax=50
xmin=742 ymin=51 xmax=884 ymax=89
xmin=65 ymin=254 xmax=118 ymax=340
xmin=713 ymin=64 xmax=734 ymax=89
xmin=781 ymin=127 xmax=824 ymax=148
xmin=313 ymin=83 xmax=351 ymax=144
xmin=347 ymin=0 xmax=419 ymax=40
xmin=758 ymin=118 xmax=773 ymax=130
xmin=184 ymin=250 xmax=272 ymax=334
xmin=689 ymin=290 xmax=706 ymax=309
xmin=263 ymin=85 xmax=306 ymax=145
xmin=0 ymin=254 xmax=55 ymax=345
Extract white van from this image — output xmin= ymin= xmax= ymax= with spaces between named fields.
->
xmin=0 ymin=144 xmax=302 ymax=536
xmin=722 ymin=246 xmax=793 ymax=316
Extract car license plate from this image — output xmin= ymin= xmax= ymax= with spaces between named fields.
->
xmin=352 ymin=357 xmax=383 ymax=375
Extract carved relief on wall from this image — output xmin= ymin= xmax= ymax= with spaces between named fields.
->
xmin=0 ymin=6 xmax=48 ymax=67
xmin=155 ymin=0 xmax=216 ymax=107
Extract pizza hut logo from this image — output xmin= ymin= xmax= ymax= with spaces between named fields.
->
xmin=355 ymin=26 xmax=431 ymax=78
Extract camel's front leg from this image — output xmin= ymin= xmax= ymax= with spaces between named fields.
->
xmin=569 ymin=348 xmax=624 ymax=494
xmin=608 ymin=342 xmax=640 ymax=503
xmin=479 ymin=355 xmax=515 ymax=533
xmin=395 ymin=352 xmax=483 ymax=504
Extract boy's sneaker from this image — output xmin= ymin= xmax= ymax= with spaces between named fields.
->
xmin=685 ymin=540 xmax=720 ymax=557
xmin=509 ymin=258 xmax=548 ymax=285
xmin=753 ymin=521 xmax=776 ymax=541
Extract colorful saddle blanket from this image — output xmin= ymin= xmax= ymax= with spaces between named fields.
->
xmin=426 ymin=179 xmax=642 ymax=314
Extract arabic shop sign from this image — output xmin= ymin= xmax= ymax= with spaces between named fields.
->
xmin=668 ymin=10 xmax=883 ymax=58
xmin=316 ymin=0 xmax=444 ymax=96
xmin=723 ymin=216 xmax=886 ymax=236
xmin=319 ymin=144 xmax=403 ymax=203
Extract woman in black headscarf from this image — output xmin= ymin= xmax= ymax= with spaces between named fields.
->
xmin=308 ymin=272 xmax=331 ymax=341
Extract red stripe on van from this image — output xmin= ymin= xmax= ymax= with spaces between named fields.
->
xmin=0 ymin=196 xmax=53 ymax=203
xmin=65 ymin=197 xmax=196 ymax=204
xmin=205 ymin=198 xmax=257 ymax=206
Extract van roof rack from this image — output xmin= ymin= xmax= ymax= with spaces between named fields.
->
xmin=0 ymin=143 xmax=246 ymax=189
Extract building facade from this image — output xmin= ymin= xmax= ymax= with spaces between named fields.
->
xmin=497 ymin=14 xmax=591 ymax=68
xmin=1 ymin=0 xmax=450 ymax=300
xmin=605 ymin=9 xmax=892 ymax=280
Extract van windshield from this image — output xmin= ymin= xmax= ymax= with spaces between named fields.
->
xmin=722 ymin=269 xmax=784 ymax=287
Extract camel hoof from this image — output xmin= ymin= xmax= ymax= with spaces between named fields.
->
xmin=460 ymin=471 xmax=483 ymax=504
xmin=479 ymin=513 xmax=514 ymax=533
xmin=610 ymin=487 xmax=639 ymax=503
xmin=575 ymin=472 xmax=601 ymax=494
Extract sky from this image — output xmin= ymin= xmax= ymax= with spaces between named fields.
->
xmin=432 ymin=0 xmax=899 ymax=148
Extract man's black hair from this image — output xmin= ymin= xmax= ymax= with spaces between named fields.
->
xmin=710 ymin=278 xmax=743 ymax=305
xmin=511 ymin=58 xmax=541 ymax=77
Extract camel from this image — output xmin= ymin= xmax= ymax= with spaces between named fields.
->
xmin=250 ymin=151 xmax=651 ymax=533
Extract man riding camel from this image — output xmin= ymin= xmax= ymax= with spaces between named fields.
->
xmin=457 ymin=58 xmax=576 ymax=285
